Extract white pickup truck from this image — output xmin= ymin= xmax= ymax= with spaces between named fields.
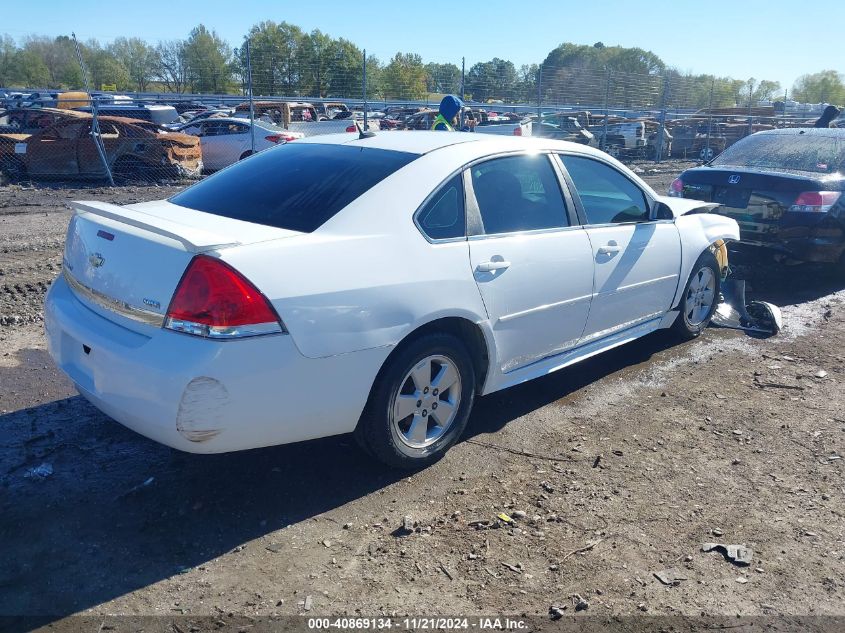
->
xmin=232 ymin=101 xmax=379 ymax=137
xmin=472 ymin=111 xmax=533 ymax=137
xmin=400 ymin=108 xmax=532 ymax=136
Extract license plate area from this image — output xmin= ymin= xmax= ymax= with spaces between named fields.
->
xmin=61 ymin=331 xmax=96 ymax=392
xmin=714 ymin=187 xmax=751 ymax=209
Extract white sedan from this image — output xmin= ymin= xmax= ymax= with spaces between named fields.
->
xmin=173 ymin=117 xmax=303 ymax=171
xmin=45 ymin=133 xmax=738 ymax=468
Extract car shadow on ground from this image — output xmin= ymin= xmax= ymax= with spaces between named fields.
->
xmin=0 ymin=327 xmax=683 ymax=623
xmin=729 ymin=250 xmax=845 ymax=306
xmin=1 ymin=261 xmax=840 ymax=623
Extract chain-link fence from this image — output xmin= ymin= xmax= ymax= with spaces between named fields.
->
xmin=0 ymin=32 xmax=837 ymax=185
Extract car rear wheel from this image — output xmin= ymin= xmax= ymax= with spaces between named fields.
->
xmin=112 ymin=156 xmax=153 ymax=183
xmin=673 ymin=252 xmax=720 ymax=339
xmin=699 ymin=146 xmax=717 ymax=161
xmin=354 ymin=333 xmax=475 ymax=469
xmin=239 ymin=150 xmax=253 ymax=161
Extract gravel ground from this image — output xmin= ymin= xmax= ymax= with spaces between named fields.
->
xmin=1 ymin=162 xmax=844 ymax=629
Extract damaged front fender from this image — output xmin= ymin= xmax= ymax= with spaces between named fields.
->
xmin=672 ymin=211 xmax=740 ymax=310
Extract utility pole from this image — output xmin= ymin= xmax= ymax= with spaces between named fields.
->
xmin=747 ymin=78 xmax=755 ymax=136
xmin=655 ymin=74 xmax=669 ymax=163
xmin=460 ymin=56 xmax=465 ymax=130
xmin=362 ymin=49 xmax=368 ymax=130
xmin=705 ymin=78 xmax=715 ymax=161
xmin=246 ymin=37 xmax=255 ymax=153
xmin=72 ymin=32 xmax=113 ymax=185
xmin=537 ymin=64 xmax=543 ymax=121
xmin=602 ymin=66 xmax=610 ymax=152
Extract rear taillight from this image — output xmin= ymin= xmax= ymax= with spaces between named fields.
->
xmin=346 ymin=125 xmax=356 ymax=132
xmin=265 ymin=134 xmax=299 ymax=143
xmin=164 ymin=255 xmax=284 ymax=339
xmin=668 ymin=178 xmax=684 ymax=197
xmin=789 ymin=191 xmax=842 ymax=213
xmin=512 ymin=126 xmax=522 ymax=136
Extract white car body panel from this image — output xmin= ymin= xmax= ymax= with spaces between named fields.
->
xmin=45 ymin=132 xmax=740 ymax=453
xmin=581 ymin=222 xmax=681 ymax=343
xmin=45 ymin=276 xmax=388 ymax=452
xmin=178 ymin=118 xmax=289 ymax=171
xmin=468 ymin=228 xmax=594 ymax=373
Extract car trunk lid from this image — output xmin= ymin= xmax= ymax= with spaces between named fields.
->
xmin=63 ymin=199 xmax=299 ymax=333
xmin=681 ymin=167 xmax=827 ymax=244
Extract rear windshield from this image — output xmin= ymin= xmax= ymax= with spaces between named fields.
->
xmin=169 ymin=143 xmax=417 ymax=232
xmin=711 ymin=132 xmax=845 ymax=174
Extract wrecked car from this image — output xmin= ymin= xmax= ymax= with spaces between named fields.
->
xmin=533 ymin=115 xmax=595 ymax=145
xmin=670 ymin=128 xmax=845 ymax=273
xmin=0 ymin=115 xmax=202 ymax=180
xmin=45 ymin=134 xmax=738 ymax=468
xmin=0 ymin=107 xmax=89 ymax=134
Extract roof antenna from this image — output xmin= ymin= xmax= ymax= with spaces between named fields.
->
xmin=355 ymin=120 xmax=376 ymax=139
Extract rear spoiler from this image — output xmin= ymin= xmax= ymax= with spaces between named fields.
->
xmin=69 ymin=201 xmax=240 ymax=253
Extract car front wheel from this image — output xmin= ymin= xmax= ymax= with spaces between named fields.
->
xmin=355 ymin=333 xmax=476 ymax=469
xmin=673 ymin=252 xmax=720 ymax=339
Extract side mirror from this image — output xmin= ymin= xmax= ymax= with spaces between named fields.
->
xmin=653 ymin=202 xmax=675 ymax=220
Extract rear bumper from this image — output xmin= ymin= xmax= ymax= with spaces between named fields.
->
xmin=730 ymin=235 xmax=845 ymax=264
xmin=45 ymin=275 xmax=389 ymax=453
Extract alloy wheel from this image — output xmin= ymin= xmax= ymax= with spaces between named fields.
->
xmin=686 ymin=267 xmax=716 ymax=326
xmin=391 ymin=354 xmax=462 ymax=449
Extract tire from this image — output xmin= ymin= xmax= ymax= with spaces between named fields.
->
xmin=699 ymin=146 xmax=717 ymax=162
xmin=834 ymin=251 xmax=845 ymax=279
xmin=112 ymin=156 xmax=151 ymax=183
xmin=239 ymin=150 xmax=253 ymax=161
xmin=672 ymin=252 xmax=721 ymax=340
xmin=354 ymin=333 xmax=476 ymax=469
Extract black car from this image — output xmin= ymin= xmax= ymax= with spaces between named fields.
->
xmin=670 ymin=128 xmax=845 ymax=270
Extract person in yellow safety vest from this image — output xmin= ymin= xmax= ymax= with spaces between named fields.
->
xmin=432 ymin=95 xmax=463 ymax=131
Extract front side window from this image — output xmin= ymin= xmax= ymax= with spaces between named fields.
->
xmin=44 ymin=121 xmax=88 ymax=140
xmin=560 ymin=155 xmax=650 ymax=224
xmin=470 ymin=154 xmax=568 ymax=235
xmin=223 ymin=123 xmax=248 ymax=135
xmin=417 ymin=174 xmax=465 ymax=240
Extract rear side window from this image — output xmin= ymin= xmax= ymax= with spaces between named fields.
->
xmin=417 ymin=174 xmax=465 ymax=240
xmin=170 ymin=143 xmax=417 ymax=232
xmin=560 ymin=155 xmax=650 ymax=224
xmin=470 ymin=154 xmax=568 ymax=234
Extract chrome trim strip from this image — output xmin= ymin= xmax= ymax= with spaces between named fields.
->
xmin=466 ymin=224 xmax=584 ymax=241
xmin=63 ymin=268 xmax=165 ymax=327
xmin=164 ymin=317 xmax=284 ymax=338
xmin=613 ymin=274 xmax=678 ymax=294
xmin=498 ymin=293 xmax=593 ymax=323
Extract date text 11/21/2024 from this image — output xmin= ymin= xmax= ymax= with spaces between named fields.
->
xmin=307 ymin=617 xmax=528 ymax=630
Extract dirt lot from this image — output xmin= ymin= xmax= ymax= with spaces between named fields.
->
xmin=1 ymin=161 xmax=844 ymax=628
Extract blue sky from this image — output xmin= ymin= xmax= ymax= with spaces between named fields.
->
xmin=5 ymin=0 xmax=842 ymax=92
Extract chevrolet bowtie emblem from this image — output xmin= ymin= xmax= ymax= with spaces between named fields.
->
xmin=88 ymin=252 xmax=105 ymax=268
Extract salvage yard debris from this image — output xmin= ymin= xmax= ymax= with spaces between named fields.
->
xmin=653 ymin=568 xmax=688 ymax=586
xmin=702 ymin=542 xmax=753 ymax=566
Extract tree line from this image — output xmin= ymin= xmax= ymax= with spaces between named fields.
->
xmin=1 ymin=26 xmax=842 ymax=107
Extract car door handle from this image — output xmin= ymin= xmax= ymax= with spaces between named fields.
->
xmin=476 ymin=260 xmax=511 ymax=272
xmin=597 ymin=241 xmax=620 ymax=255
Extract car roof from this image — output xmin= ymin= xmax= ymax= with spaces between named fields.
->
xmin=297 ymin=130 xmax=607 ymax=157
xmin=183 ymin=117 xmax=268 ymax=126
